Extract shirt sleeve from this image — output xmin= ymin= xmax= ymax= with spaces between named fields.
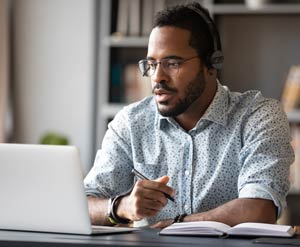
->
xmin=84 ymin=108 xmax=135 ymax=198
xmin=238 ymin=96 xmax=294 ymax=218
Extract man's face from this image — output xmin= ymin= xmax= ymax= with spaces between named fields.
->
xmin=147 ymin=26 xmax=207 ymax=117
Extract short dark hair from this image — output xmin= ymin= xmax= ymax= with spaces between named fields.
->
xmin=153 ymin=2 xmax=221 ymax=68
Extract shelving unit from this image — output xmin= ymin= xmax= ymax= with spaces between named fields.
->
xmin=103 ymin=36 xmax=149 ymax=47
xmin=96 ymin=0 xmax=300 ymax=146
xmin=213 ymin=3 xmax=300 ymax=14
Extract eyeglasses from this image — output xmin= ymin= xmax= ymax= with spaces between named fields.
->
xmin=138 ymin=56 xmax=199 ymax=77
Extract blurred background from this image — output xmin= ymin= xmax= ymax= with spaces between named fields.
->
xmin=1 ymin=0 xmax=300 ymax=223
xmin=0 ymin=0 xmax=96 ymax=174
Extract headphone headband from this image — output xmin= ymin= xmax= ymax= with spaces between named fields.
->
xmin=187 ymin=6 xmax=224 ymax=70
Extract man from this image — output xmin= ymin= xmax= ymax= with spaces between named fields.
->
xmin=84 ymin=2 xmax=294 ymax=228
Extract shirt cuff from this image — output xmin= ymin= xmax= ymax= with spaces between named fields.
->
xmin=84 ymin=187 xmax=109 ymax=198
xmin=239 ymin=183 xmax=286 ymax=218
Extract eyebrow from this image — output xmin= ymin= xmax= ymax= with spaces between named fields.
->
xmin=146 ymin=55 xmax=184 ymax=60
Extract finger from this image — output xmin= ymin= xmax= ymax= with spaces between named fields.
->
xmin=134 ymin=207 xmax=159 ymax=219
xmin=131 ymin=198 xmax=162 ymax=219
xmin=134 ymin=183 xmax=168 ymax=206
xmin=150 ymin=219 xmax=173 ymax=229
xmin=154 ymin=175 xmax=169 ymax=184
xmin=141 ymin=196 xmax=167 ymax=211
xmin=138 ymin=178 xmax=176 ymax=199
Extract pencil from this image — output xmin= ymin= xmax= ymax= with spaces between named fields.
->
xmin=131 ymin=168 xmax=175 ymax=202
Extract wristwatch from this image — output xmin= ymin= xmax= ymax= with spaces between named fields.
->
xmin=107 ymin=195 xmax=131 ymax=225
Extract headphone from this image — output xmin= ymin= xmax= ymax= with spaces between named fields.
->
xmin=188 ymin=6 xmax=224 ymax=70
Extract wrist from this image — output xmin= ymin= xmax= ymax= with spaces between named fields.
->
xmin=115 ymin=195 xmax=130 ymax=220
xmin=173 ymin=213 xmax=187 ymax=223
xmin=108 ymin=195 xmax=131 ymax=225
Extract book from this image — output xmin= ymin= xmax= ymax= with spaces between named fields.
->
xmin=110 ymin=64 xmax=123 ymax=103
xmin=281 ymin=65 xmax=300 ymax=113
xmin=141 ymin=0 xmax=154 ymax=36
xmin=153 ymin=0 xmax=165 ymax=15
xmin=116 ymin=0 xmax=130 ymax=36
xmin=159 ymin=221 xmax=295 ymax=237
xmin=123 ymin=64 xmax=152 ymax=103
xmin=289 ymin=125 xmax=300 ymax=192
xmin=128 ymin=0 xmax=141 ymax=36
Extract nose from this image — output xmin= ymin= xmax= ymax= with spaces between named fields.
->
xmin=151 ymin=63 xmax=169 ymax=84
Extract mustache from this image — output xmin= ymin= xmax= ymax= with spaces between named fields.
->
xmin=152 ymin=82 xmax=177 ymax=93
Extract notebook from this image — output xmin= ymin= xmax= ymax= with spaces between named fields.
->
xmin=160 ymin=221 xmax=295 ymax=238
xmin=0 ymin=143 xmax=136 ymax=235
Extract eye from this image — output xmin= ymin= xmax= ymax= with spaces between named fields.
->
xmin=147 ymin=61 xmax=156 ymax=69
xmin=166 ymin=59 xmax=180 ymax=69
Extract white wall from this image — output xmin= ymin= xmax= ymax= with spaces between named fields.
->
xmin=13 ymin=0 xmax=95 ymax=173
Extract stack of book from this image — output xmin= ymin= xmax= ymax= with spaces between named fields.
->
xmin=114 ymin=0 xmax=166 ymax=37
xmin=110 ymin=63 xmax=152 ymax=103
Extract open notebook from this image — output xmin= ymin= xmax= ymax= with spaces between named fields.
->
xmin=160 ymin=221 xmax=295 ymax=237
xmin=0 ymin=143 xmax=136 ymax=235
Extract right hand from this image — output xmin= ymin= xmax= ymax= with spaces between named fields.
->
xmin=116 ymin=176 xmax=175 ymax=221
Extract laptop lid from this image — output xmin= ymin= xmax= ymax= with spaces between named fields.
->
xmin=0 ymin=143 xmax=93 ymax=234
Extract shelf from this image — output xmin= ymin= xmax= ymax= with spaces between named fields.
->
xmin=287 ymin=110 xmax=300 ymax=123
xmin=101 ymin=103 xmax=125 ymax=118
xmin=101 ymin=104 xmax=300 ymax=122
xmin=213 ymin=4 xmax=300 ymax=15
xmin=288 ymin=188 xmax=300 ymax=195
xmin=103 ymin=36 xmax=149 ymax=47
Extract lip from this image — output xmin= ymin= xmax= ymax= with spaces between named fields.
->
xmin=154 ymin=89 xmax=174 ymax=103
xmin=154 ymin=88 xmax=173 ymax=95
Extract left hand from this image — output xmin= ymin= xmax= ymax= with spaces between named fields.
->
xmin=150 ymin=218 xmax=173 ymax=229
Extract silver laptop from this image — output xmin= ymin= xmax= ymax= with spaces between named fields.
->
xmin=0 ymin=143 xmax=136 ymax=235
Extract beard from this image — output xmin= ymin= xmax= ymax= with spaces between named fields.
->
xmin=156 ymin=70 xmax=206 ymax=117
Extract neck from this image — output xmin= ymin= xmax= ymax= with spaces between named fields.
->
xmin=174 ymin=80 xmax=217 ymax=131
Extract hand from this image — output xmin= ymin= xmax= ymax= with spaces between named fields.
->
xmin=117 ymin=176 xmax=175 ymax=221
xmin=150 ymin=218 xmax=173 ymax=229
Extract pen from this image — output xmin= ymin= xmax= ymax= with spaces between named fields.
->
xmin=131 ymin=168 xmax=175 ymax=202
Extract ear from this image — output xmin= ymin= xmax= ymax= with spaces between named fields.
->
xmin=208 ymin=68 xmax=216 ymax=76
xmin=204 ymin=66 xmax=217 ymax=80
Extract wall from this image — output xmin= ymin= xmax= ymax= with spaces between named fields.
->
xmin=218 ymin=14 xmax=300 ymax=100
xmin=0 ymin=0 xmax=10 ymax=142
xmin=12 ymin=0 xmax=95 ymax=173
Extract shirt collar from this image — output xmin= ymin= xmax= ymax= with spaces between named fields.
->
xmin=155 ymin=81 xmax=229 ymax=129
xmin=201 ymin=81 xmax=228 ymax=127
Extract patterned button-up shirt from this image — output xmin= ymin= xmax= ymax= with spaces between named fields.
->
xmin=84 ymin=82 xmax=294 ymax=226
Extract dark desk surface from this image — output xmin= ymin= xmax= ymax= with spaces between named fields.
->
xmin=0 ymin=228 xmax=299 ymax=247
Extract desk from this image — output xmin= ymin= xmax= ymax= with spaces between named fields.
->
xmin=0 ymin=229 xmax=299 ymax=247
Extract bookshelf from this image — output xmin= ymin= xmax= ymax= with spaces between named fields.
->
xmin=96 ymin=1 xmax=300 ymax=168
xmin=95 ymin=0 xmax=300 ymax=225
xmin=96 ymin=0 xmax=300 ymax=144
xmin=213 ymin=3 xmax=300 ymax=14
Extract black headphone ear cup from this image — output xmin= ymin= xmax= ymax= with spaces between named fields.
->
xmin=210 ymin=50 xmax=224 ymax=70
xmin=188 ymin=5 xmax=224 ymax=70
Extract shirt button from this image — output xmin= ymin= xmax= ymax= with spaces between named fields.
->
xmin=185 ymin=170 xmax=190 ymax=176
xmin=184 ymin=204 xmax=189 ymax=211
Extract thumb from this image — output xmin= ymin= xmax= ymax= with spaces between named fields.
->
xmin=154 ymin=175 xmax=169 ymax=184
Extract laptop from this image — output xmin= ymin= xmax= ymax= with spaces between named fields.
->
xmin=0 ymin=143 xmax=136 ymax=235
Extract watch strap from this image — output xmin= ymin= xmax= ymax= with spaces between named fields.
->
xmin=108 ymin=195 xmax=131 ymax=225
